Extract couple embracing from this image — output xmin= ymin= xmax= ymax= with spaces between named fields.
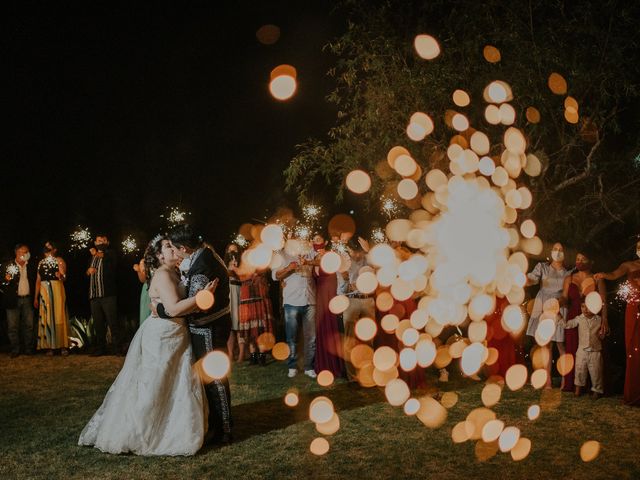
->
xmin=79 ymin=225 xmax=232 ymax=456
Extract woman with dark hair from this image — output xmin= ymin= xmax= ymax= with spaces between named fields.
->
xmin=79 ymin=235 xmax=217 ymax=456
xmin=595 ymin=238 xmax=640 ymax=406
xmin=560 ymin=249 xmax=608 ymax=392
xmin=34 ymin=241 xmax=70 ymax=356
xmin=133 ymin=257 xmax=151 ymax=325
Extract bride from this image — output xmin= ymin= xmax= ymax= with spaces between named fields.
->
xmin=79 ymin=235 xmax=215 ymax=456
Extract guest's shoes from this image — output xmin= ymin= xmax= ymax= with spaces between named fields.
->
xmin=288 ymin=368 xmax=297 ymax=378
xmin=438 ymin=369 xmax=449 ymax=382
xmin=574 ymin=386 xmax=583 ymax=397
xmin=259 ymin=353 xmax=267 ymax=366
xmin=592 ymin=392 xmax=602 ymax=400
xmin=304 ymin=369 xmax=317 ymax=379
xmin=9 ymin=351 xmax=19 ymax=359
xmin=249 ymin=352 xmax=259 ymax=365
xmin=61 ymin=348 xmax=69 ymax=357
xmin=46 ymin=349 xmax=54 ymax=356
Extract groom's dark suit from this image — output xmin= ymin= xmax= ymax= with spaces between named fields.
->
xmin=158 ymin=245 xmax=232 ymax=442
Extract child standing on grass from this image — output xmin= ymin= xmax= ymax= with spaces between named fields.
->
xmin=560 ymin=298 xmax=605 ymax=399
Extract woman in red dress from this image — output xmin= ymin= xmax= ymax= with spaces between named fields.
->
xmin=595 ymin=240 xmax=640 ymax=406
xmin=560 ymin=251 xmax=608 ymax=392
xmin=485 ymin=296 xmax=524 ymax=378
xmin=312 ymin=235 xmax=345 ymax=377
xmin=237 ymin=269 xmax=274 ymax=365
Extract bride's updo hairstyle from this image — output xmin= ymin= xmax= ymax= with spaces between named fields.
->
xmin=144 ymin=234 xmax=166 ymax=285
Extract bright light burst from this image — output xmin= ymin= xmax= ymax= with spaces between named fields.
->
xmin=5 ymin=263 xmax=19 ymax=278
xmin=371 ymin=228 xmax=386 ymax=244
xmin=234 ymin=234 xmax=249 ymax=248
xmin=70 ymin=226 xmax=92 ymax=251
xmin=121 ymin=235 xmax=138 ymax=254
xmin=303 ymin=204 xmax=322 ymax=223
xmin=616 ymin=281 xmax=639 ymax=304
xmin=161 ymin=206 xmax=190 ymax=225
xmin=381 ymin=196 xmax=400 ymax=219
xmin=294 ymin=223 xmax=311 ymax=241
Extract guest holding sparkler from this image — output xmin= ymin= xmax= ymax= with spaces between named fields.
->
xmin=595 ymin=238 xmax=640 ymax=406
xmin=34 ymin=241 xmax=70 ymax=356
xmin=3 ymin=244 xmax=37 ymax=357
xmin=86 ymin=235 xmax=120 ymax=356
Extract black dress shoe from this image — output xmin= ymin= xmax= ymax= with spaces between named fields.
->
xmin=259 ymin=353 xmax=267 ymax=366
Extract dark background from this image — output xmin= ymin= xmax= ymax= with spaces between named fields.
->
xmin=2 ymin=1 xmax=344 ymax=319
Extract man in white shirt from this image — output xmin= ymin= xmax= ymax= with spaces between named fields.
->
xmin=273 ymin=248 xmax=317 ymax=378
xmin=3 ymin=244 xmax=36 ymax=357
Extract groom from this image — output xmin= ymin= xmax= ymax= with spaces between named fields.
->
xmin=156 ymin=224 xmax=233 ymax=444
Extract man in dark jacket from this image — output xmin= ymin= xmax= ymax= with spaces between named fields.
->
xmin=2 ymin=244 xmax=37 ymax=357
xmin=86 ymin=234 xmax=119 ymax=356
xmin=157 ymin=224 xmax=232 ymax=444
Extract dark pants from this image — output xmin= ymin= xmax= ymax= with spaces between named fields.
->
xmin=90 ymin=296 xmax=119 ymax=351
xmin=189 ymin=323 xmax=232 ymax=439
xmin=6 ymin=296 xmax=35 ymax=354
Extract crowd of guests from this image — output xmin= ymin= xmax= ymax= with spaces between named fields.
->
xmin=2 ymin=230 xmax=639 ymax=407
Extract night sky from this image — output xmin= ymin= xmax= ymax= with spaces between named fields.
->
xmin=4 ymin=1 xmax=342 ymax=255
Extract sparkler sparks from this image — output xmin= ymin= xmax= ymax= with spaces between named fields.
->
xmin=294 ymin=223 xmax=311 ymax=241
xmin=381 ymin=196 xmax=400 ymax=218
xmin=233 ymin=234 xmax=249 ymax=248
xmin=122 ymin=236 xmax=138 ymax=254
xmin=161 ymin=207 xmax=190 ymax=225
xmin=70 ymin=226 xmax=91 ymax=251
xmin=303 ymin=204 xmax=322 ymax=223
xmin=5 ymin=264 xmax=19 ymax=279
xmin=371 ymin=228 xmax=386 ymax=244
xmin=616 ymin=281 xmax=639 ymax=304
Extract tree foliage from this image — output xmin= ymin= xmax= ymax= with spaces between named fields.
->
xmin=285 ymin=0 xmax=640 ymax=253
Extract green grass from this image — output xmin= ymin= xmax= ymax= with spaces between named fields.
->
xmin=1 ymin=354 xmax=639 ymax=480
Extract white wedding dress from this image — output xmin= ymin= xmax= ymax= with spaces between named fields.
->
xmin=78 ymin=311 xmax=207 ymax=456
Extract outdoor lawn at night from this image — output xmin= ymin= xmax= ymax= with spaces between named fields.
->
xmin=2 ymin=1 xmax=639 ymax=479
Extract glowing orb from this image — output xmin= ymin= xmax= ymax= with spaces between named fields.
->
xmin=453 ymin=89 xmax=471 ymax=107
xmin=483 ymin=45 xmax=501 ymax=63
xmin=425 ymin=169 xmax=448 ymax=191
xmin=395 ymin=154 xmax=418 ymax=176
xmin=461 ymin=342 xmax=486 ymax=376
xmin=328 ymin=295 xmax=350 ymax=314
xmin=527 ymin=404 xmax=540 ymax=421
xmin=399 ymin=348 xmax=418 ymax=371
xmin=481 ymin=383 xmax=502 ymax=407
xmin=356 ymin=271 xmax=378 ymax=294
xmin=452 ymin=421 xmax=470 ymax=443
xmin=499 ymin=426 xmax=521 ymax=452
xmin=257 ymin=332 xmax=276 ymax=351
xmin=416 ymin=339 xmax=437 ymax=367
xmin=511 ymin=437 xmax=532 ymax=461
xmin=373 ymin=346 xmax=398 ymax=371
xmin=548 ymin=72 xmax=568 ymax=95
xmin=316 ymin=413 xmax=340 ymax=435
xmin=284 ymin=391 xmax=299 ymax=407
xmin=530 ymin=369 xmax=548 ymax=389
xmin=381 ymin=313 xmax=400 ymax=333
xmin=416 ymin=396 xmax=448 ymax=429
xmin=272 ymin=342 xmax=290 ymax=361
xmin=320 ymin=251 xmax=341 ymax=274
xmin=440 ymin=391 xmax=458 ymax=409
xmin=310 ymin=437 xmax=330 ymax=456
xmin=404 ymin=398 xmax=420 ymax=416
xmin=385 ymin=378 xmax=411 ymax=406
xmin=556 ymin=353 xmax=574 ymax=376
xmin=452 ymin=113 xmax=470 ymax=131
xmin=202 ymin=351 xmax=230 ymax=380
xmin=309 ymin=396 xmax=334 ymax=424
xmin=269 ymin=65 xmax=297 ymax=100
xmin=195 ymin=290 xmax=214 ymax=310
xmin=317 ymin=370 xmax=334 ymax=387
xmin=355 ymin=317 xmax=378 ymax=342
xmin=260 ymin=224 xmax=284 ymax=250
xmin=346 ymin=169 xmax=372 ymax=194
xmin=505 ymin=364 xmax=528 ymax=391
xmin=485 ymin=104 xmax=501 ymax=124
xmin=585 ymin=291 xmax=603 ymax=314
xmin=526 ymin=106 xmax=541 ymax=124
xmin=414 ymin=34 xmax=440 ymax=60
xmin=482 ymin=419 xmax=505 ymax=443
xmin=580 ymin=440 xmax=601 ymax=462
xmin=351 ymin=344 xmax=374 ymax=369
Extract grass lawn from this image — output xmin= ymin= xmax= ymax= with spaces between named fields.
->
xmin=1 ymin=353 xmax=639 ymax=480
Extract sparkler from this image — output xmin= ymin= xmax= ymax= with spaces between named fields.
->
xmin=161 ymin=206 xmax=190 ymax=225
xmin=371 ymin=228 xmax=386 ymax=244
xmin=616 ymin=281 xmax=639 ymax=304
xmin=294 ymin=223 xmax=311 ymax=241
xmin=122 ymin=236 xmax=138 ymax=254
xmin=302 ymin=204 xmax=322 ymax=223
xmin=381 ymin=196 xmax=400 ymax=219
xmin=5 ymin=264 xmax=19 ymax=279
xmin=233 ymin=234 xmax=249 ymax=248
xmin=70 ymin=226 xmax=91 ymax=251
